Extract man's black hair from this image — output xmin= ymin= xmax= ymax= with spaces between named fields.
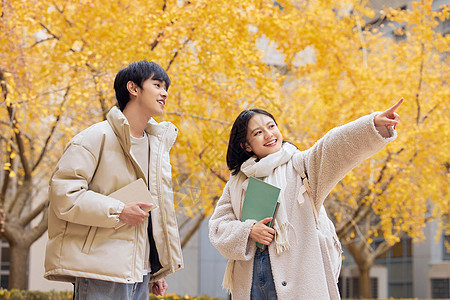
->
xmin=113 ymin=61 xmax=171 ymax=111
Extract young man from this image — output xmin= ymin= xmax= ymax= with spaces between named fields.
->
xmin=44 ymin=61 xmax=183 ymax=299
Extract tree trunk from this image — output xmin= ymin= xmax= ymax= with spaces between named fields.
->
xmin=358 ymin=262 xmax=371 ymax=299
xmin=9 ymin=241 xmax=29 ymax=289
xmin=346 ymin=242 xmax=374 ymax=299
xmin=2 ymin=192 xmax=49 ymax=290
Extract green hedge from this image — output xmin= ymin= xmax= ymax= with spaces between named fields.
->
xmin=0 ymin=289 xmax=220 ymax=300
xmin=0 ymin=289 xmax=72 ymax=300
xmin=1 ymin=290 xmax=446 ymax=300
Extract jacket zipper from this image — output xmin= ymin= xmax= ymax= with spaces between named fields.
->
xmin=132 ymin=223 xmax=138 ymax=280
xmin=122 ymin=147 xmax=146 ymax=282
xmin=122 ymin=123 xmax=176 ymax=278
xmin=155 ymin=125 xmax=176 ymax=271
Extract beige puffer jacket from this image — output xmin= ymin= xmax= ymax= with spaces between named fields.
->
xmin=44 ymin=107 xmax=183 ymax=284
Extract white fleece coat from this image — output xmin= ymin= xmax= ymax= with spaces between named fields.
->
xmin=209 ymin=113 xmax=396 ymax=300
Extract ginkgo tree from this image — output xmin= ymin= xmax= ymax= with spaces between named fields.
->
xmin=0 ymin=0 xmax=448 ymax=296
xmin=0 ymin=0 xmax=285 ymax=289
xmin=260 ymin=0 xmax=449 ymax=297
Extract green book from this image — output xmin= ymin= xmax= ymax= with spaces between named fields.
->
xmin=240 ymin=176 xmax=281 ymax=249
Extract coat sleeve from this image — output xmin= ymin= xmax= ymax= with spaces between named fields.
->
xmin=49 ymin=142 xmax=125 ymax=228
xmin=208 ymin=182 xmax=257 ymax=261
xmin=293 ymin=112 xmax=397 ymax=208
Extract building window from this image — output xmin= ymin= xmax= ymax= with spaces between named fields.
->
xmin=370 ymin=277 xmax=379 ymax=299
xmin=391 ymin=238 xmax=412 ymax=258
xmin=443 ymin=234 xmax=450 ymax=261
xmin=337 ymin=277 xmax=343 ymax=296
xmin=393 ymin=26 xmax=406 ymax=42
xmin=0 ymin=240 xmax=9 ymax=289
xmin=437 ymin=12 xmax=450 ymax=36
xmin=374 ymin=237 xmax=413 ymax=298
xmin=340 ymin=277 xmax=378 ymax=298
xmin=431 ymin=278 xmax=450 ymax=298
xmin=345 ymin=277 xmax=351 ymax=298
xmin=352 ymin=277 xmax=359 ymax=297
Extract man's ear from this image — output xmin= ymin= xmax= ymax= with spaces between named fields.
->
xmin=126 ymin=81 xmax=138 ymax=96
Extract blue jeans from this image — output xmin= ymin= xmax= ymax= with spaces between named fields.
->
xmin=74 ymin=274 xmax=149 ymax=300
xmin=250 ymin=248 xmax=278 ymax=300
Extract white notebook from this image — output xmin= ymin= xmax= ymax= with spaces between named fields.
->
xmin=109 ymin=178 xmax=157 ymax=212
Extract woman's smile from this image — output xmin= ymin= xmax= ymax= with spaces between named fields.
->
xmin=245 ymin=113 xmax=283 ymax=159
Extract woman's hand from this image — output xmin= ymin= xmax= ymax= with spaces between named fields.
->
xmin=374 ymin=98 xmax=403 ymax=130
xmin=152 ymin=278 xmax=168 ymax=296
xmin=249 ymin=217 xmax=275 ymax=245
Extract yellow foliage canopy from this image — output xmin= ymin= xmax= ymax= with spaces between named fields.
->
xmin=1 ymin=0 xmax=448 ymax=249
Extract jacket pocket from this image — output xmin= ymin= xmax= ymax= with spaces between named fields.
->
xmin=82 ymin=226 xmax=98 ymax=254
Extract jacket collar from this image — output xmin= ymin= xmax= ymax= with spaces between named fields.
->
xmin=106 ymin=106 xmax=132 ymax=152
xmin=106 ymin=106 xmax=178 ymax=152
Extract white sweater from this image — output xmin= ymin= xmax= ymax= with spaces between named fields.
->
xmin=209 ymin=113 xmax=396 ymax=300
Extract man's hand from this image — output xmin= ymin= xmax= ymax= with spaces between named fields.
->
xmin=118 ymin=202 xmax=153 ymax=226
xmin=374 ymin=98 xmax=403 ymax=130
xmin=152 ymin=278 xmax=168 ymax=296
xmin=249 ymin=217 xmax=275 ymax=245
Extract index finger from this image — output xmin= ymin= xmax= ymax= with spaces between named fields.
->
xmin=386 ymin=97 xmax=404 ymax=113
xmin=259 ymin=217 xmax=273 ymax=224
xmin=137 ymin=202 xmax=153 ymax=213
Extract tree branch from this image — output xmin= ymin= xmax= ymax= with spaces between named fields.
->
xmin=149 ymin=31 xmax=165 ymax=51
xmin=355 ymin=13 xmax=368 ymax=69
xmin=0 ymin=148 xmax=13 ymax=207
xmin=0 ymin=68 xmax=7 ymax=100
xmin=167 ymin=111 xmax=231 ymax=125
xmin=7 ymin=106 xmax=31 ymax=179
xmin=180 ymin=194 xmax=219 ymax=248
xmin=337 ymin=149 xmax=403 ymax=237
xmin=30 ymin=37 xmax=58 ymax=48
xmin=372 ymin=239 xmax=390 ymax=258
xmin=166 ymin=35 xmax=192 ymax=72
xmin=208 ymin=166 xmax=228 ymax=183
xmin=53 ymin=2 xmax=73 ymax=26
xmin=351 ymin=218 xmax=373 ymax=253
xmin=20 ymin=199 xmax=48 ymax=227
xmin=8 ymin=179 xmax=31 ymax=217
xmin=415 ymin=43 xmax=425 ymax=125
xmin=181 ymin=213 xmax=206 ymax=248
xmin=32 ymin=86 xmax=70 ymax=171
xmin=420 ymin=102 xmax=439 ymax=124
xmin=38 ymin=22 xmax=60 ymax=41
xmin=0 ymin=134 xmax=18 ymax=152
xmin=26 ymin=207 xmax=49 ymax=243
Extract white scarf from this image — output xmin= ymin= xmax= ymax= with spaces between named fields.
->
xmin=223 ymin=142 xmax=297 ymax=292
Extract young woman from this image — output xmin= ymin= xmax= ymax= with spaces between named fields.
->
xmin=209 ymin=99 xmax=403 ymax=299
